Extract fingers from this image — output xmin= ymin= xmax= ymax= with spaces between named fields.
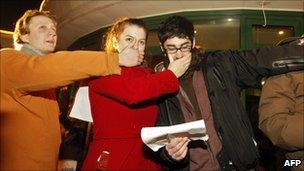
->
xmin=138 ymin=51 xmax=145 ymax=63
xmin=119 ymin=38 xmax=135 ymax=53
xmin=172 ymin=139 xmax=189 ymax=161
xmin=168 ymin=56 xmax=175 ymax=63
xmin=165 ymin=137 xmax=190 ymax=161
xmin=118 ymin=37 xmax=145 ymax=67
xmin=118 ymin=48 xmax=144 ymax=67
xmin=167 ymin=55 xmax=191 ymax=78
xmin=128 ymin=37 xmax=136 ymax=48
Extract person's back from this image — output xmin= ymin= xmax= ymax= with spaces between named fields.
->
xmin=259 ymin=71 xmax=303 ymax=163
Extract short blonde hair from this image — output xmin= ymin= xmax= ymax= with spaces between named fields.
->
xmin=14 ymin=10 xmax=57 ymax=48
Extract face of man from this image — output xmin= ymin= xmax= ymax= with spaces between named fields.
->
xmin=20 ymin=15 xmax=57 ymax=54
xmin=163 ymin=37 xmax=193 ymax=63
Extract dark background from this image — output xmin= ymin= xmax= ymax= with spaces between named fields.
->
xmin=1 ymin=0 xmax=42 ymax=31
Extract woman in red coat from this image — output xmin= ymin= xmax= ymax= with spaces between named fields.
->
xmin=81 ymin=17 xmax=190 ymax=170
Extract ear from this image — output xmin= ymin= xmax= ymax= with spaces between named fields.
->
xmin=192 ymin=38 xmax=196 ymax=49
xmin=20 ymin=34 xmax=30 ymax=43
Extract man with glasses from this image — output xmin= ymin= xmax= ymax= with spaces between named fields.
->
xmin=153 ymin=15 xmax=303 ymax=171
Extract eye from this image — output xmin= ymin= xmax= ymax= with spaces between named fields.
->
xmin=167 ymin=47 xmax=176 ymax=51
xmin=139 ymin=40 xmax=146 ymax=45
xmin=125 ymin=37 xmax=134 ymax=42
xmin=181 ymin=45 xmax=191 ymax=50
xmin=39 ymin=25 xmax=47 ymax=29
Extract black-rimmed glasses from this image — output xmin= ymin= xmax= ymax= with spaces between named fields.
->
xmin=165 ymin=45 xmax=192 ymax=54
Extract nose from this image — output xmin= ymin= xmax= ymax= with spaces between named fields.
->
xmin=132 ymin=40 xmax=139 ymax=50
xmin=175 ymin=50 xmax=183 ymax=59
xmin=48 ymin=28 xmax=57 ymax=37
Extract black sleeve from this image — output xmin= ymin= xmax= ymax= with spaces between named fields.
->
xmin=156 ymin=95 xmax=185 ymax=126
xmin=206 ymin=45 xmax=303 ymax=88
xmin=157 ymin=146 xmax=189 ymax=171
xmin=155 ymin=96 xmax=190 ymax=170
xmin=58 ymin=131 xmax=83 ymax=161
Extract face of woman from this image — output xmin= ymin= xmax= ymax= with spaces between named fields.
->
xmin=116 ymin=24 xmax=146 ymax=54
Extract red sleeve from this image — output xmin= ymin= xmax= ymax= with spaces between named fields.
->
xmin=89 ymin=69 xmax=179 ymax=105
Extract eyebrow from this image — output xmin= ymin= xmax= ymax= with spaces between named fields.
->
xmin=165 ymin=42 xmax=191 ymax=47
xmin=124 ymin=34 xmax=146 ymax=41
xmin=125 ymin=35 xmax=135 ymax=38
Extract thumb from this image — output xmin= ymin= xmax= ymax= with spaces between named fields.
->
xmin=128 ymin=38 xmax=136 ymax=48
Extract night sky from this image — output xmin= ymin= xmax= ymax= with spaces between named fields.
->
xmin=1 ymin=0 xmax=42 ymax=31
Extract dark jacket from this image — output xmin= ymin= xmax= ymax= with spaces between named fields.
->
xmin=156 ymin=45 xmax=304 ymax=171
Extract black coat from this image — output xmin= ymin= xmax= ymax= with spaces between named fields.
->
xmin=156 ymin=45 xmax=304 ymax=171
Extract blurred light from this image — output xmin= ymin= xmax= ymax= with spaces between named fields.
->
xmin=227 ymin=18 xmax=233 ymax=22
xmin=0 ymin=30 xmax=14 ymax=35
xmin=278 ymin=31 xmax=284 ymax=35
xmin=210 ymin=20 xmax=216 ymax=24
xmin=194 ymin=30 xmax=197 ymax=34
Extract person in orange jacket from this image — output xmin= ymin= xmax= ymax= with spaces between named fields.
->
xmin=0 ymin=10 xmax=142 ymax=170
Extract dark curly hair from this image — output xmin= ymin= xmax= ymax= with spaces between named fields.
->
xmin=157 ymin=15 xmax=194 ymax=46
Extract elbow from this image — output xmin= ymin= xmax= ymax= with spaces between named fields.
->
xmin=123 ymin=95 xmax=144 ymax=105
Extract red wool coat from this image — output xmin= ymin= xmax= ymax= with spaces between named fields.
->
xmin=82 ymin=66 xmax=179 ymax=170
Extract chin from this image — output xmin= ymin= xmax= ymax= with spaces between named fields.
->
xmin=47 ymin=47 xmax=55 ymax=53
xmin=44 ymin=49 xmax=55 ymax=54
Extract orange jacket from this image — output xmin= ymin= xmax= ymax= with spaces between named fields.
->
xmin=0 ymin=49 xmax=120 ymax=170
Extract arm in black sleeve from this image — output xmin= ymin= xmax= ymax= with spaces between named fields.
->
xmin=157 ymin=147 xmax=189 ymax=171
xmin=155 ymin=96 xmax=190 ymax=170
xmin=206 ymin=45 xmax=303 ymax=88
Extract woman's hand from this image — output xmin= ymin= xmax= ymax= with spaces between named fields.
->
xmin=118 ymin=40 xmax=144 ymax=67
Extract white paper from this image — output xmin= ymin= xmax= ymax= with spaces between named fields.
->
xmin=141 ymin=119 xmax=208 ymax=152
xmin=69 ymin=86 xmax=93 ymax=122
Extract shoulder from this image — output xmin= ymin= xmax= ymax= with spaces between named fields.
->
xmin=123 ymin=66 xmax=153 ymax=76
xmin=266 ymin=71 xmax=303 ymax=85
xmin=1 ymin=48 xmax=23 ymax=55
xmin=0 ymin=49 xmax=30 ymax=63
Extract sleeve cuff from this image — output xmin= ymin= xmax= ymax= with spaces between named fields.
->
xmin=106 ymin=52 xmax=121 ymax=75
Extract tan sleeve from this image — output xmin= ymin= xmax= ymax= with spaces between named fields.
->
xmin=1 ymin=49 xmax=121 ymax=92
xmin=259 ymin=71 xmax=304 ymax=150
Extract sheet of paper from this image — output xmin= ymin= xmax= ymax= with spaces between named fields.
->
xmin=69 ymin=86 xmax=93 ymax=122
xmin=141 ymin=119 xmax=208 ymax=152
